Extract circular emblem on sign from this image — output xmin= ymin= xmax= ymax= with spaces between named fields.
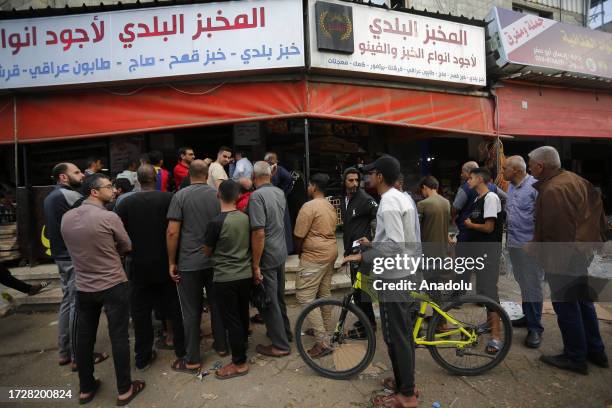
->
xmin=319 ymin=10 xmax=353 ymax=41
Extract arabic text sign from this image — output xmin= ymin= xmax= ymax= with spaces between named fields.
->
xmin=309 ymin=0 xmax=486 ymax=86
xmin=490 ymin=7 xmax=612 ymax=79
xmin=0 ymin=0 xmax=304 ymax=89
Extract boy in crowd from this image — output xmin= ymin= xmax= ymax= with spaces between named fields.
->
xmin=204 ymin=180 xmax=252 ymax=379
xmin=464 ymin=167 xmax=504 ymax=354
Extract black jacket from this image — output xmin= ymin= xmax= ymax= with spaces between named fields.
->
xmin=341 ymin=189 xmax=378 ymax=256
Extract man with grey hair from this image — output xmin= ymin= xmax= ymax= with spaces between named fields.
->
xmin=528 ymin=146 xmax=608 ymax=374
xmin=249 ymin=161 xmax=292 ymax=357
xmin=502 ymin=155 xmax=544 ymax=348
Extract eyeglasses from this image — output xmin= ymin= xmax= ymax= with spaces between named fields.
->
xmin=95 ymin=184 xmax=114 ymax=190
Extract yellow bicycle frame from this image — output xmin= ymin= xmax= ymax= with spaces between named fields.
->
xmin=353 ymin=272 xmax=477 ymax=348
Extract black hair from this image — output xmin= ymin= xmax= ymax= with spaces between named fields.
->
xmin=86 ymin=157 xmax=101 ymax=168
xmin=218 ymin=179 xmax=240 ymax=203
xmin=148 ymin=150 xmax=163 ymax=165
xmin=82 ymin=173 xmax=109 ymax=197
xmin=309 ymin=173 xmax=330 ymax=194
xmin=418 ymin=175 xmax=440 ymax=190
xmin=113 ymin=178 xmax=133 ymax=194
xmin=470 ymin=167 xmax=492 ymax=183
xmin=218 ymin=146 xmax=232 ymax=154
xmin=178 ymin=147 xmax=193 ymax=157
xmin=126 ymin=156 xmax=140 ymax=168
xmin=343 ymin=167 xmax=361 ymax=182
xmin=51 ymin=163 xmax=69 ymax=181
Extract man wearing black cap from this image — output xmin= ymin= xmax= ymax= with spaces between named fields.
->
xmin=340 ymin=167 xmax=378 ymax=335
xmin=343 ymin=155 xmax=420 ymax=408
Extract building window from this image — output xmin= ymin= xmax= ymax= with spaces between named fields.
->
xmin=512 ymin=5 xmax=554 ymax=19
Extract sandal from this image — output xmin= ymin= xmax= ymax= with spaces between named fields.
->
xmin=307 ymin=343 xmax=333 ymax=359
xmin=215 ymin=363 xmax=249 ymax=380
xmin=78 ymin=378 xmax=101 ymax=405
xmin=116 ymin=380 xmax=146 ymax=406
xmin=59 ymin=357 xmax=71 ymax=366
xmin=486 ymin=339 xmax=503 ymax=355
xmin=346 ymin=328 xmax=367 ymax=340
xmin=381 ymin=377 xmax=420 ymax=398
xmin=171 ymin=358 xmax=200 ymax=374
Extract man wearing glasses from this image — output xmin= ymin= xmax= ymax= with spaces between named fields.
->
xmin=61 ymin=173 xmax=145 ymax=406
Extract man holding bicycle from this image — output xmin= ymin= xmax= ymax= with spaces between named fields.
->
xmin=343 ymin=155 xmax=420 ymax=408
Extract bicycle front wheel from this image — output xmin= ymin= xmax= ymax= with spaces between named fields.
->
xmin=294 ymin=298 xmax=376 ymax=380
xmin=426 ymin=295 xmax=513 ymax=376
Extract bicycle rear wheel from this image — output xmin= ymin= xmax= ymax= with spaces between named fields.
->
xmin=426 ymin=295 xmax=512 ymax=376
xmin=294 ymin=297 xmax=376 ymax=380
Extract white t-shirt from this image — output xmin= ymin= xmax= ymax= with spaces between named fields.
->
xmin=482 ymin=192 xmax=502 ymax=219
xmin=207 ymin=162 xmax=228 ymax=188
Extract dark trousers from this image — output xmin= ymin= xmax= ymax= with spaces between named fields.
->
xmin=131 ymin=281 xmax=186 ymax=368
xmin=76 ymin=282 xmax=131 ymax=395
xmin=214 ymin=278 xmax=251 ymax=365
xmin=349 ymin=263 xmax=376 ymax=328
xmin=456 ymin=242 xmax=501 ymax=303
xmin=261 ymin=264 xmax=291 ymax=351
xmin=551 ymin=301 xmax=605 ymax=362
xmin=176 ymin=269 xmax=226 ymax=364
xmin=379 ymin=296 xmax=415 ymax=397
xmin=0 ymin=263 xmax=31 ymax=294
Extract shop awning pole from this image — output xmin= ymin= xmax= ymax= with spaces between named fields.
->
xmin=304 ymin=118 xmax=310 ymax=185
xmin=13 ymin=96 xmax=19 ymax=188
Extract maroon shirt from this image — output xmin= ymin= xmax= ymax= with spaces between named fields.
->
xmin=61 ymin=201 xmax=131 ymax=292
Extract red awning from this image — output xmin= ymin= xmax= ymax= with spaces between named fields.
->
xmin=496 ymin=81 xmax=612 ymax=138
xmin=1 ymin=80 xmax=496 ymax=144
xmin=0 ymin=97 xmax=13 ymax=144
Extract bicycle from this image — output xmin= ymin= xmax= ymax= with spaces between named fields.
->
xmin=294 ymin=271 xmax=513 ymax=380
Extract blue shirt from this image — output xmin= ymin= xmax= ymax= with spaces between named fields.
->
xmin=506 ymin=174 xmax=538 ymax=247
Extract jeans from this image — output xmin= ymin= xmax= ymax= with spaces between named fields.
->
xmin=260 ymin=264 xmax=291 ymax=352
xmin=176 ymin=269 xmax=226 ymax=364
xmin=214 ymin=278 xmax=251 ymax=365
xmin=56 ymin=260 xmax=77 ymax=361
xmin=131 ymin=282 xmax=186 ymax=368
xmin=76 ymin=282 xmax=131 ymax=394
xmin=508 ymin=247 xmax=544 ymax=333
xmin=551 ymin=301 xmax=605 ymax=362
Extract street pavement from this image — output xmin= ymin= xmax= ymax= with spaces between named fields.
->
xmin=0 ymin=273 xmax=611 ymax=408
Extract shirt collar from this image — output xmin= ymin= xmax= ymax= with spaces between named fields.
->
xmin=83 ymin=200 xmax=105 ymax=209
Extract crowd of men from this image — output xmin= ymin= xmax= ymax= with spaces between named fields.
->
xmin=38 ymin=144 xmax=608 ymax=407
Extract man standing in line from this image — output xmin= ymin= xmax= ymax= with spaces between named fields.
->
xmin=208 ymin=146 xmax=232 ymax=189
xmin=61 ymin=173 xmax=145 ymax=406
xmin=249 ymin=161 xmax=292 ymax=357
xmin=528 ymin=146 xmax=608 ymax=374
xmin=84 ymin=157 xmax=104 ymax=176
xmin=173 ymin=147 xmax=195 ymax=191
xmin=502 ymin=156 xmax=544 ymax=349
xmin=340 ymin=167 xmax=378 ymax=335
xmin=417 ymin=175 xmax=451 ymax=285
xmin=230 ymin=150 xmax=254 ymax=181
xmin=43 ymin=162 xmax=108 ymax=370
xmin=265 ymin=152 xmax=293 ymax=195
xmin=167 ymin=160 xmax=227 ymax=374
xmin=203 ymin=180 xmax=253 ymax=379
xmin=344 ymin=156 xmax=420 ymax=408
xmin=116 ymin=165 xmax=186 ymax=370
xmin=148 ymin=150 xmax=173 ymax=192
xmin=294 ymin=173 xmax=338 ymax=358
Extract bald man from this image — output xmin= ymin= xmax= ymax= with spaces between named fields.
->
xmin=502 ymin=155 xmax=544 ymax=348
xmin=116 ymin=165 xmax=186 ymax=370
